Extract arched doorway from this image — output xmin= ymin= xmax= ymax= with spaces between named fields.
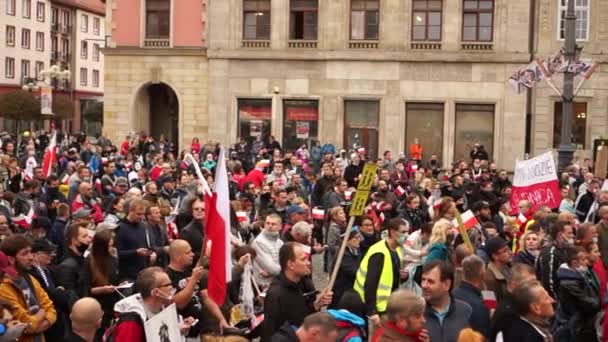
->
xmin=132 ymin=82 xmax=179 ymax=148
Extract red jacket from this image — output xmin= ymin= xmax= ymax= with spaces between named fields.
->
xmin=244 ymin=168 xmax=265 ymax=188
xmin=71 ymin=195 xmax=103 ymax=223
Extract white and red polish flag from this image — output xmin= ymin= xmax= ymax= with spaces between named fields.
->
xmin=312 ymin=208 xmax=325 ymax=220
xmin=509 ymin=152 xmax=560 ymax=215
xmin=204 ymin=147 xmax=232 ymax=305
xmin=516 ymin=213 xmax=528 ymax=226
xmin=395 ymin=186 xmax=406 ymax=197
xmin=41 ymin=129 xmax=57 ymax=178
xmin=452 ymin=210 xmax=479 ymax=231
xmin=236 ymin=211 xmax=248 ymax=223
xmin=14 ymin=207 xmax=35 ymax=229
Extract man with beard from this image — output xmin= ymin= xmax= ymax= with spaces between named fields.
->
xmin=142 ymin=182 xmax=171 ymax=217
xmin=56 ymin=223 xmax=93 ymax=298
xmin=374 ymin=290 xmax=430 ymax=342
xmin=371 ymin=179 xmax=398 ymax=220
xmin=71 ymin=182 xmax=103 ymax=224
xmin=14 ymin=180 xmax=43 ymax=219
xmin=421 ymin=260 xmax=472 ymax=342
xmin=0 ymin=234 xmax=57 ymax=341
xmin=493 ymin=170 xmax=512 ymax=195
xmin=344 ymin=154 xmax=363 ymax=188
xmin=41 ymin=175 xmax=67 ymax=222
xmin=322 ymin=178 xmax=348 ymax=210
xmin=158 ymin=176 xmax=179 ymax=209
xmin=116 ymin=199 xmax=152 ymax=281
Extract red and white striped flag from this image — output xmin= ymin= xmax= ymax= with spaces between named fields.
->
xmin=312 ymin=208 xmax=325 ymax=220
xmin=13 ymin=207 xmax=35 ymax=229
xmin=41 ymin=130 xmax=57 ymax=178
xmin=452 ymin=210 xmax=479 ymax=231
xmin=516 ymin=213 xmax=528 ymax=226
xmin=204 ymin=147 xmax=232 ymax=305
xmin=236 ymin=211 xmax=248 ymax=223
xmin=345 ymin=190 xmax=353 ymax=201
xmin=395 ymin=186 xmax=406 ymax=197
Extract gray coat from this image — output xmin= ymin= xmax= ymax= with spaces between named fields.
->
xmin=424 ymin=296 xmax=472 ymax=342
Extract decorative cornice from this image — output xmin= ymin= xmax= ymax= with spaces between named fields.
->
xmin=102 ymin=47 xmax=208 ymax=56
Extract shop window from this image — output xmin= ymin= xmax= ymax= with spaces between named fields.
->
xmin=553 ymin=102 xmax=587 ymax=149
xmin=406 ymin=102 xmax=444 ymax=162
xmin=454 ymin=103 xmax=494 ymax=161
xmin=344 ymin=100 xmax=379 ymax=160
xmin=238 ymin=99 xmax=272 ymax=143
xmin=282 ymin=99 xmax=319 ymax=152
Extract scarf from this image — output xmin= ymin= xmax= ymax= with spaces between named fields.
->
xmin=372 ymin=321 xmax=424 ymax=342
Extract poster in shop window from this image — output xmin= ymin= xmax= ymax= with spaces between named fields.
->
xmin=250 ymin=120 xmax=263 ymax=137
xmin=296 ymin=121 xmax=309 ymax=139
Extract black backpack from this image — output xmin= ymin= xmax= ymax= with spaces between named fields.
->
xmin=102 ymin=311 xmax=143 ymax=342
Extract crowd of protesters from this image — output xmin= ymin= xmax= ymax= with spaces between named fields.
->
xmin=0 ymin=129 xmax=605 ymax=342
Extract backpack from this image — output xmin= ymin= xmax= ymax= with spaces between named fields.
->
xmin=336 ymin=320 xmax=365 ymax=342
xmin=103 ymin=311 xmax=143 ymax=342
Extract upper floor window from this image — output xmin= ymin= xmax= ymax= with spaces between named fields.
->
xmin=93 ymin=43 xmax=100 ymax=61
xmin=93 ymin=17 xmax=100 ymax=35
xmin=61 ymin=10 xmax=70 ymax=29
xmin=146 ymin=0 xmax=170 ymax=39
xmin=22 ymin=29 xmax=31 ymax=49
xmin=81 ymin=41 xmax=88 ymax=59
xmin=51 ymin=7 xmax=58 ymax=25
xmin=5 ymin=58 xmax=15 ymax=78
xmin=92 ymin=69 xmax=99 ymax=87
xmin=462 ymin=0 xmax=494 ymax=42
xmin=6 ymin=26 xmax=16 ymax=47
xmin=243 ymin=0 xmax=271 ymax=40
xmin=61 ymin=38 xmax=69 ymax=55
xmin=80 ymin=67 xmax=87 ymax=86
xmin=558 ymin=0 xmax=589 ymax=41
xmin=21 ymin=59 xmax=30 ymax=78
xmin=350 ymin=0 xmax=379 ymax=40
xmin=51 ymin=36 xmax=58 ymax=53
xmin=290 ymin=0 xmax=317 ymax=40
xmin=81 ymin=14 xmax=88 ymax=32
xmin=36 ymin=31 xmax=44 ymax=51
xmin=36 ymin=1 xmax=44 ymax=21
xmin=35 ymin=61 xmax=44 ymax=78
xmin=6 ymin=0 xmax=16 ymax=15
xmin=411 ymin=0 xmax=442 ymax=41
xmin=22 ymin=0 xmax=31 ymax=18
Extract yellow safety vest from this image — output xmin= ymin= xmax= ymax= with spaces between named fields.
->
xmin=353 ymin=240 xmax=403 ymax=313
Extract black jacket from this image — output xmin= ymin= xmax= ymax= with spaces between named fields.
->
xmin=344 ymin=164 xmax=363 ymax=188
xmin=55 ymin=248 xmax=86 ymax=297
xmin=312 ymin=176 xmax=335 ymax=207
xmin=536 ymin=242 xmax=568 ymax=298
xmin=513 ymin=250 xmax=537 ymax=268
xmin=270 ymin=323 xmax=298 ymax=342
xmin=180 ymin=220 xmax=205 ymax=263
xmin=263 ymin=273 xmax=317 ymax=342
xmin=452 ymin=282 xmax=490 ymax=338
xmin=115 ymin=219 xmax=150 ymax=281
xmin=490 ymin=293 xmax=517 ymax=341
xmin=330 ymin=247 xmax=361 ymax=309
xmin=499 ymin=316 xmax=552 ymax=342
xmin=423 ymin=296 xmax=472 ymax=342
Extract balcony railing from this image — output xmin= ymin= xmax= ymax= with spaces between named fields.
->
xmin=288 ymin=40 xmax=317 ymax=48
xmin=410 ymin=42 xmax=442 ymax=50
xmin=461 ymin=42 xmax=493 ymax=51
xmin=51 ymin=23 xmax=58 ymax=32
xmin=348 ymin=40 xmax=379 ymax=49
xmin=60 ymin=25 xmax=71 ymax=34
xmin=143 ymin=38 xmax=170 ymax=47
xmin=241 ymin=40 xmax=270 ymax=48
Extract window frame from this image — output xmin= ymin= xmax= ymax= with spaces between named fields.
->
xmin=93 ymin=17 xmax=100 ymax=35
xmin=21 ymin=59 xmax=30 ymax=78
xmin=5 ymin=58 xmax=15 ymax=78
xmin=21 ymin=28 xmax=31 ymax=49
xmin=81 ymin=14 xmax=88 ymax=32
xmin=93 ymin=43 xmax=100 ymax=61
xmin=6 ymin=0 xmax=16 ymax=15
xmin=22 ymin=0 xmax=31 ymax=18
xmin=35 ymin=31 xmax=44 ymax=51
xmin=6 ymin=26 xmax=16 ymax=47
xmin=80 ymin=67 xmax=87 ymax=86
xmin=145 ymin=0 xmax=171 ymax=39
xmin=344 ymin=99 xmax=380 ymax=160
xmin=557 ymin=0 xmax=590 ymax=41
xmin=454 ymin=103 xmax=495 ymax=161
xmin=289 ymin=0 xmax=318 ymax=40
xmin=411 ymin=0 xmax=443 ymax=42
xmin=243 ymin=0 xmax=272 ymax=41
xmin=36 ymin=1 xmax=44 ymax=21
xmin=350 ymin=0 xmax=380 ymax=41
xmin=553 ymin=101 xmax=588 ymax=149
xmin=92 ymin=69 xmax=99 ymax=87
xmin=81 ymin=40 xmax=88 ymax=59
xmin=51 ymin=7 xmax=58 ymax=25
xmin=461 ymin=0 xmax=494 ymax=42
xmin=35 ymin=61 xmax=43 ymax=78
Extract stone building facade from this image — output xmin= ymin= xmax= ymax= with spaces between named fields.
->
xmin=207 ymin=0 xmax=531 ymax=169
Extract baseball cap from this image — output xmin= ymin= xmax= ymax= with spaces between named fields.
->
xmin=95 ymin=222 xmax=118 ymax=233
xmin=73 ymin=208 xmax=92 ymax=219
xmin=485 ymin=237 xmax=509 ymax=257
xmin=0 ymin=251 xmax=17 ymax=278
xmin=287 ymin=205 xmax=307 ymax=216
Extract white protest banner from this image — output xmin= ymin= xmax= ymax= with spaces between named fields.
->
xmin=509 ymin=151 xmax=560 ymax=214
xmin=144 ymin=303 xmax=182 ymax=342
xmin=40 ymin=86 xmax=53 ymax=115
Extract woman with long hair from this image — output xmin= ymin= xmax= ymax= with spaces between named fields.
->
xmin=83 ymin=229 xmax=120 ymax=337
xmin=425 ymin=220 xmax=455 ymax=264
xmin=513 ymin=230 xmax=540 ymax=267
xmin=325 ymin=206 xmax=347 ymax=272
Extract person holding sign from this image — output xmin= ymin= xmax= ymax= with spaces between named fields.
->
xmin=353 ymin=218 xmax=409 ymax=333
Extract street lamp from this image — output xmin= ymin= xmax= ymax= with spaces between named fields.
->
xmin=21 ymin=78 xmax=40 ymax=92
xmin=39 ymin=64 xmax=71 ymax=88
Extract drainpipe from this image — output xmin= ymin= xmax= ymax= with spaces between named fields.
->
xmin=525 ymin=0 xmax=537 ymax=154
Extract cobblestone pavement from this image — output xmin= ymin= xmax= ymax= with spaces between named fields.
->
xmin=312 ymin=253 xmax=329 ymax=290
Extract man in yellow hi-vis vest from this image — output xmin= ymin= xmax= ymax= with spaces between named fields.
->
xmin=354 ymin=217 xmax=409 ymax=329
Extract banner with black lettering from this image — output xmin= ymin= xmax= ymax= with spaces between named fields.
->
xmin=510 ymin=152 xmax=560 ymax=214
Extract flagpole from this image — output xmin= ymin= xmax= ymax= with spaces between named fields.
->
xmin=573 ymin=63 xmax=599 ymax=96
xmin=184 ymin=153 xmax=212 ymax=195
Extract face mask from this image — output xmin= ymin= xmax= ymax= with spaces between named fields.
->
xmin=397 ymin=234 xmax=408 ymax=245
xmin=156 ymin=288 xmax=176 ymax=302
xmin=264 ymin=230 xmax=279 ymax=240
xmin=593 ymin=237 xmax=599 ymax=244
xmin=576 ymin=266 xmax=587 ymax=273
xmin=77 ymin=241 xmax=89 ymax=254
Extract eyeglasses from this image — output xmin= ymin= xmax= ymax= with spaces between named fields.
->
xmin=157 ymin=282 xmax=173 ymax=288
xmin=192 ymin=207 xmax=205 ymax=212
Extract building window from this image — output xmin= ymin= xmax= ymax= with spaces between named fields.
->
xmin=61 ymin=10 xmax=70 ymax=30
xmin=283 ymin=100 xmax=319 ymax=151
xmin=454 ymin=103 xmax=494 ymax=161
xmin=243 ymin=0 xmax=271 ymax=40
xmin=146 ymin=0 xmax=170 ymax=38
xmin=412 ymin=0 xmax=442 ymax=41
xmin=350 ymin=0 xmax=379 ymax=40
xmin=406 ymin=103 xmax=444 ymax=162
xmin=35 ymin=61 xmax=43 ymax=78
xmin=36 ymin=1 xmax=44 ymax=21
xmin=22 ymin=0 xmax=31 ymax=18
xmin=22 ymin=29 xmax=31 ymax=49
xmin=81 ymin=14 xmax=88 ymax=32
xmin=558 ymin=0 xmax=589 ymax=41
xmin=290 ymin=0 xmax=317 ymax=40
xmin=51 ymin=36 xmax=58 ymax=53
xmin=51 ymin=7 xmax=57 ymax=25
xmin=61 ymin=38 xmax=69 ymax=59
xmin=35 ymin=31 xmax=44 ymax=51
xmin=81 ymin=41 xmax=88 ymax=59
xmin=345 ymin=100 xmax=379 ymax=160
xmin=6 ymin=26 xmax=16 ymax=46
xmin=80 ymin=68 xmax=87 ymax=86
xmin=93 ymin=43 xmax=100 ymax=61
xmin=238 ymin=98 xmax=272 ymax=142
xmin=553 ymin=102 xmax=587 ymax=149
xmin=6 ymin=0 xmax=16 ymax=15
xmin=92 ymin=69 xmax=99 ymax=87
xmin=5 ymin=58 xmax=15 ymax=78
xmin=93 ymin=17 xmax=100 ymax=35
xmin=21 ymin=59 xmax=30 ymax=78
xmin=462 ymin=0 xmax=494 ymax=42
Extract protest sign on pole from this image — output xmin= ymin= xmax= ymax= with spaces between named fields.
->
xmin=509 ymin=151 xmax=561 ymax=214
